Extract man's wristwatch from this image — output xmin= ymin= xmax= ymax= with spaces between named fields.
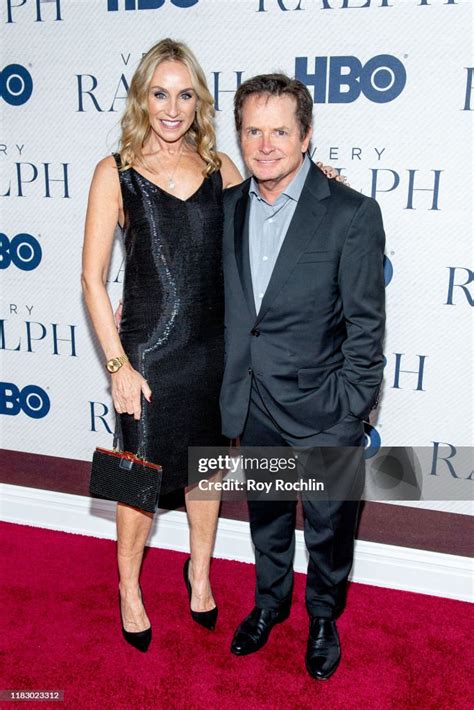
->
xmin=106 ymin=354 xmax=129 ymax=373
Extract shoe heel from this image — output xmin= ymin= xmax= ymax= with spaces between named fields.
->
xmin=183 ymin=558 xmax=218 ymax=631
xmin=118 ymin=587 xmax=152 ymax=652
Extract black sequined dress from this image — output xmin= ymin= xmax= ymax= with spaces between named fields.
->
xmin=113 ymin=153 xmax=225 ymax=497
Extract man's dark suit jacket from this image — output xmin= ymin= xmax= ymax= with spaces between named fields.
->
xmin=220 ymin=159 xmax=386 ymax=439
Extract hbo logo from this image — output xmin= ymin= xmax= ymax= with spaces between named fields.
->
xmin=383 ymin=255 xmax=393 ymax=287
xmin=0 ymin=383 xmax=51 ymax=419
xmin=0 ymin=233 xmax=42 ymax=271
xmin=107 ymin=0 xmax=198 ymax=9
xmin=0 ymin=64 xmax=33 ymax=106
xmin=364 ymin=424 xmax=381 ymax=459
xmin=296 ymin=55 xmax=407 ymax=104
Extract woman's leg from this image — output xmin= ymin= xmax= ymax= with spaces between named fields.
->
xmin=117 ymin=502 xmax=153 ymax=631
xmin=184 ymin=477 xmax=222 ymax=612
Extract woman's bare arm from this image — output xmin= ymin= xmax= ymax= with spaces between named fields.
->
xmin=81 ymin=156 xmax=151 ymax=420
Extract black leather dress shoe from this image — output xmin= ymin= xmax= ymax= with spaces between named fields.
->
xmin=231 ymin=603 xmax=290 ymax=656
xmin=305 ymin=617 xmax=341 ymax=680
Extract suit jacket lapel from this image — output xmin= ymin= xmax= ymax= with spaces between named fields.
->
xmin=254 ymin=162 xmax=330 ymax=326
xmin=233 ymin=185 xmax=257 ymax=320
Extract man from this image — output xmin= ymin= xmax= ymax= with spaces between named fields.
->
xmin=220 ymin=74 xmax=386 ymax=680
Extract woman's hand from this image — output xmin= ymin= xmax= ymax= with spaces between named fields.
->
xmin=316 ymin=161 xmax=349 ymax=185
xmin=111 ymin=363 xmax=152 ymax=421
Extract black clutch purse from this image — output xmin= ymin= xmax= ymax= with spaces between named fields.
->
xmin=89 ymin=414 xmax=162 ymax=513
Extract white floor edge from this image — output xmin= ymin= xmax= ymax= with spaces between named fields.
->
xmin=1 ymin=483 xmax=472 ymax=602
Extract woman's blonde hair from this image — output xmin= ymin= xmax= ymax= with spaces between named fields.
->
xmin=118 ymin=38 xmax=221 ymax=176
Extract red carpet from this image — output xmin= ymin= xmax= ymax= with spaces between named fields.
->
xmin=1 ymin=521 xmax=472 ymax=710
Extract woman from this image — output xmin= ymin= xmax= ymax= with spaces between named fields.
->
xmin=82 ymin=38 xmax=242 ymax=652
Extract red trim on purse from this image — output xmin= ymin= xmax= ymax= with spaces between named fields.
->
xmin=95 ymin=448 xmax=162 ymax=471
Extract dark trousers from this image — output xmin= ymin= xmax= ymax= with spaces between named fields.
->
xmin=241 ymin=382 xmax=365 ymax=620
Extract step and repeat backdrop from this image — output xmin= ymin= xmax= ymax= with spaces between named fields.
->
xmin=1 ymin=0 xmax=473 ymax=543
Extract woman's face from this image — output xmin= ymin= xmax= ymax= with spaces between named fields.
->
xmin=147 ymin=60 xmax=198 ymax=144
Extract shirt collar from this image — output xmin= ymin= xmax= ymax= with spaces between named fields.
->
xmin=249 ymin=153 xmax=311 ymax=204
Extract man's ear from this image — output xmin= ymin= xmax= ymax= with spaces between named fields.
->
xmin=302 ymin=126 xmax=313 ymax=152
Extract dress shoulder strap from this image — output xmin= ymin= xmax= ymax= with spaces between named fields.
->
xmin=212 ymin=167 xmax=223 ymax=191
xmin=112 ymin=152 xmax=122 ymax=170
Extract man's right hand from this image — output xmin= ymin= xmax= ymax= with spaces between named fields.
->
xmin=111 ymin=363 xmax=152 ymax=421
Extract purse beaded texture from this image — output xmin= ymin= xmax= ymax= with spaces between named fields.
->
xmin=89 ymin=415 xmax=162 ymax=514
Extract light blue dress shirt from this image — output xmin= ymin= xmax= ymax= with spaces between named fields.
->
xmin=248 ymin=153 xmax=311 ymax=313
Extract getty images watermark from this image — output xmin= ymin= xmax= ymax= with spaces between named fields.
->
xmin=196 ymin=452 xmax=325 ymax=495
xmin=187 ymin=445 xmax=473 ymax=502
xmin=188 ymin=446 xmax=365 ymax=501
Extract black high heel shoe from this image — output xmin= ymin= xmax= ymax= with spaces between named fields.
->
xmin=118 ymin=585 xmax=152 ymax=652
xmin=183 ymin=558 xmax=218 ymax=631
